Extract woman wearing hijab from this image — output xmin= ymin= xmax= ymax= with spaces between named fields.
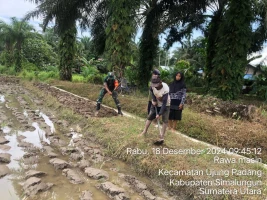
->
xmin=169 ymin=72 xmax=186 ymax=131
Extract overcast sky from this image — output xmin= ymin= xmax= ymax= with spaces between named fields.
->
xmin=0 ymin=0 xmax=40 ymax=25
xmin=0 ymin=0 xmax=91 ymax=36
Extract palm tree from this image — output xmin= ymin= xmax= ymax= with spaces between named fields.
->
xmin=137 ymin=0 xmax=209 ymax=88
xmin=25 ymin=0 xmax=98 ymax=81
xmin=0 ymin=20 xmax=14 ymax=67
xmin=0 ymin=17 xmax=34 ymax=71
xmin=26 ymin=0 xmax=138 ymax=80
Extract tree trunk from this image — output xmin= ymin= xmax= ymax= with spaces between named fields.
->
xmin=138 ymin=7 xmax=160 ymax=89
xmin=58 ymin=26 xmax=77 ymax=81
xmin=205 ymin=7 xmax=224 ymax=91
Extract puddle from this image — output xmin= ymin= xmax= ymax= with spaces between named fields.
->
xmin=19 ymin=122 xmax=50 ymax=148
xmin=23 ymin=110 xmax=28 ymax=118
xmin=2 ymin=135 xmax=26 ymax=169
xmin=0 ymin=95 xmax=5 ymax=103
xmin=2 ymin=126 xmax=12 ymax=134
xmin=0 ymin=175 xmax=20 ymax=200
xmin=40 ymin=112 xmax=55 ymax=134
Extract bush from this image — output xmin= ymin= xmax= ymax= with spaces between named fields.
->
xmin=19 ymin=69 xmax=36 ymax=81
xmin=37 ymin=71 xmax=59 ymax=81
xmin=251 ymin=73 xmax=267 ymax=101
xmin=72 ymin=74 xmax=86 ymax=83
xmin=22 ymin=62 xmax=39 ymax=72
xmin=0 ymin=65 xmax=7 ymax=74
xmin=160 ymin=69 xmax=172 ymax=84
xmin=125 ymin=65 xmax=139 ymax=85
xmin=6 ymin=66 xmax=16 ymax=75
xmin=45 ymin=65 xmax=58 ymax=72
xmin=86 ymin=74 xmax=105 ymax=84
xmin=81 ymin=66 xmax=99 ymax=78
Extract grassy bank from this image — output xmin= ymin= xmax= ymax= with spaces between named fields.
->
xmin=49 ymin=80 xmax=267 ymax=163
xmin=21 ymin=79 xmax=267 ymax=200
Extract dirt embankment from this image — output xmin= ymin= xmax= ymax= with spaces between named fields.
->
xmin=34 ymin=82 xmax=118 ymax=118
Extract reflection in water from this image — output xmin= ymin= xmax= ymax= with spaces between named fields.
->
xmin=3 ymin=135 xmax=25 ymax=170
xmin=0 ymin=176 xmax=20 ymax=200
xmin=23 ymin=110 xmax=28 ymax=118
xmin=19 ymin=122 xmax=50 ymax=148
xmin=40 ymin=112 xmax=55 ymax=133
xmin=2 ymin=126 xmax=11 ymax=134
xmin=0 ymin=95 xmax=5 ymax=103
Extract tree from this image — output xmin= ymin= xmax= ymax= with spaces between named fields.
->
xmin=105 ymin=0 xmax=139 ymax=78
xmin=79 ymin=36 xmax=95 ymax=60
xmin=42 ymin=27 xmax=60 ymax=53
xmin=0 ymin=17 xmax=34 ymax=71
xmin=22 ymin=36 xmax=58 ymax=69
xmin=25 ymin=0 xmax=99 ymax=80
xmin=210 ymin=0 xmax=253 ymax=100
xmin=138 ymin=0 xmax=208 ymax=89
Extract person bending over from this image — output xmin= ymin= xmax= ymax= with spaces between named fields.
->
xmin=139 ymin=75 xmax=170 ymax=144
xmin=95 ymin=72 xmax=122 ymax=116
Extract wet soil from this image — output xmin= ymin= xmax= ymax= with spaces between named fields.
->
xmin=0 ymin=77 xmax=172 ymax=200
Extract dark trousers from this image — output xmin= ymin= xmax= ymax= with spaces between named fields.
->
xmin=96 ymin=88 xmax=121 ymax=108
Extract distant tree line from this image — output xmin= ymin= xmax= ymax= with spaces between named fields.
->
xmin=1 ymin=0 xmax=267 ymax=100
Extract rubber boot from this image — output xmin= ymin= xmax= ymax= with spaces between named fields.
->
xmin=117 ymin=107 xmax=123 ymax=116
xmin=96 ymin=102 xmax=100 ymax=110
xmin=95 ymin=103 xmax=101 ymax=117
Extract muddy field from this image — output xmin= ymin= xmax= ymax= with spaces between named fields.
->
xmin=0 ymin=77 xmax=172 ymax=200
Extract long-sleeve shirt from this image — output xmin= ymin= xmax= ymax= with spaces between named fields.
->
xmin=169 ymin=88 xmax=186 ymax=110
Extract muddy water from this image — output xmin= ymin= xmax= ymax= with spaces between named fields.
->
xmin=0 ymin=81 xmax=172 ymax=200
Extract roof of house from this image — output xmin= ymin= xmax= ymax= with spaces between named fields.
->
xmin=248 ymin=46 xmax=267 ymax=67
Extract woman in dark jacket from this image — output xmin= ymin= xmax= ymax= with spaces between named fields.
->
xmin=169 ymin=72 xmax=186 ymax=131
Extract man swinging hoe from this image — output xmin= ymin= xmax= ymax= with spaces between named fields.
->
xmin=139 ymin=75 xmax=170 ymax=145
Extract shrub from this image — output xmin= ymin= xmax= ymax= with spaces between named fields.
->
xmin=0 ymin=65 xmax=7 ymax=74
xmin=86 ymin=74 xmax=105 ymax=84
xmin=6 ymin=66 xmax=16 ymax=75
xmin=251 ymin=73 xmax=267 ymax=101
xmin=38 ymin=71 xmax=59 ymax=81
xmin=125 ymin=65 xmax=139 ymax=85
xmin=81 ymin=66 xmax=99 ymax=78
xmin=22 ymin=62 xmax=39 ymax=72
xmin=72 ymin=74 xmax=86 ymax=83
xmin=45 ymin=65 xmax=58 ymax=72
xmin=19 ymin=69 xmax=36 ymax=81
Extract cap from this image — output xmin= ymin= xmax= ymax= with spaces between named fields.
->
xmin=152 ymin=69 xmax=161 ymax=76
xmin=151 ymin=75 xmax=161 ymax=87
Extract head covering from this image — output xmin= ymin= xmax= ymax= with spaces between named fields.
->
xmin=107 ymin=72 xmax=114 ymax=78
xmin=152 ymin=69 xmax=161 ymax=76
xmin=151 ymin=75 xmax=162 ymax=87
xmin=169 ymin=72 xmax=186 ymax=93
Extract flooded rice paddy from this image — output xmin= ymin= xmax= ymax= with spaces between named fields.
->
xmin=0 ymin=79 xmax=172 ymax=200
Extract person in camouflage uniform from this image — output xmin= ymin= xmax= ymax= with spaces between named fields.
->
xmin=96 ymin=72 xmax=123 ymax=115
